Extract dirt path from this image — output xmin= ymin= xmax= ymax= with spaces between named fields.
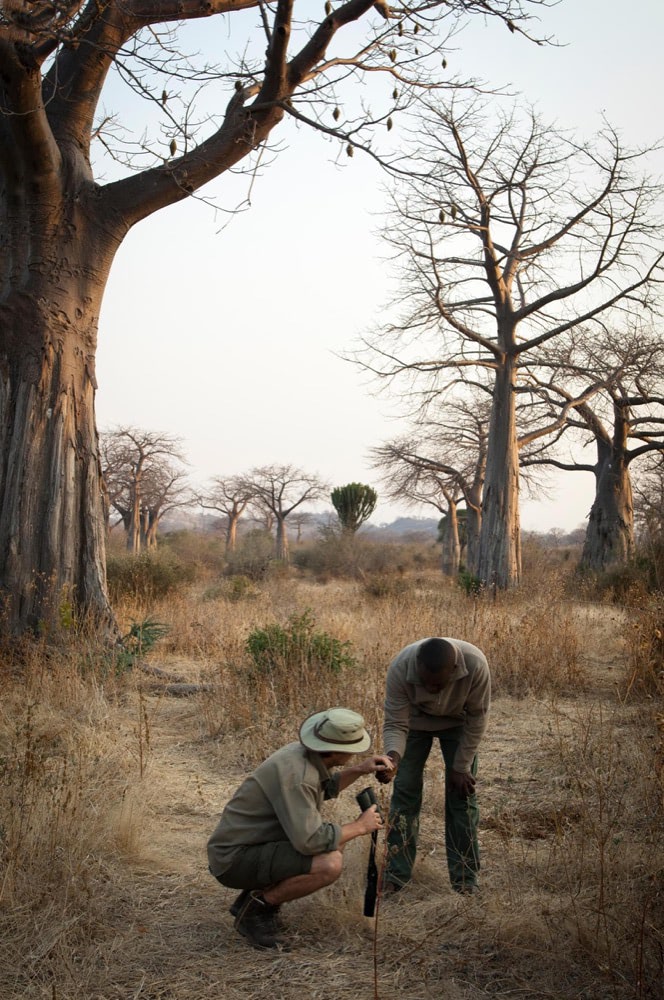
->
xmin=80 ymin=607 xmax=634 ymax=1000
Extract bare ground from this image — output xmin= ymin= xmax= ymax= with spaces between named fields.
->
xmin=11 ymin=603 xmax=659 ymax=1000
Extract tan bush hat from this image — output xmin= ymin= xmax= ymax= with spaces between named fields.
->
xmin=299 ymin=708 xmax=371 ymax=753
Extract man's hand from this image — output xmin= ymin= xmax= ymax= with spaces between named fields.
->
xmin=449 ymin=769 xmax=476 ymax=798
xmin=376 ymin=750 xmax=400 ymax=784
xmin=357 ymin=803 xmax=383 ymax=835
xmin=356 ymin=754 xmax=395 ymax=778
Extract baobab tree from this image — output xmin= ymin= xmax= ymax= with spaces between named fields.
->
xmin=198 ymin=476 xmax=255 ymax=553
xmin=140 ymin=464 xmax=194 ymax=549
xmin=0 ymin=1 xmax=548 ymax=635
xmin=359 ymin=99 xmax=664 ymax=589
xmin=243 ymin=464 xmax=328 ymax=563
xmin=523 ymin=327 xmax=664 ymax=572
xmin=100 ymin=427 xmax=187 ymax=554
xmin=372 ymin=394 xmax=490 ymax=576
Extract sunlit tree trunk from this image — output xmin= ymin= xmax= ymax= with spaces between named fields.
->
xmin=0 ymin=226 xmax=117 ymax=632
xmin=226 ymin=513 xmax=241 ymax=552
xmin=440 ymin=499 xmax=461 ymax=577
xmin=477 ymin=358 xmax=521 ymax=589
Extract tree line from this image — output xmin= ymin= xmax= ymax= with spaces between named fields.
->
xmin=0 ymin=0 xmax=662 ymax=636
xmin=100 ymin=428 xmax=378 ymax=564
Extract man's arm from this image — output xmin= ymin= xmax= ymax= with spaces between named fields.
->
xmin=453 ymin=654 xmax=491 ymax=773
xmin=382 ymin=651 xmax=415 ymax=760
xmin=270 ymin=778 xmax=341 ymax=855
xmin=336 ymin=754 xmax=395 ymax=792
xmin=337 ymin=804 xmax=383 ymax=847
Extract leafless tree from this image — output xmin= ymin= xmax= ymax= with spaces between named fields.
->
xmin=633 ymin=452 xmax=664 ymax=560
xmin=523 ymin=327 xmax=664 ymax=571
xmin=358 ymin=99 xmax=664 ymax=588
xmin=242 ymin=464 xmax=328 ymax=563
xmin=198 ymin=475 xmax=255 ymax=552
xmin=371 ymin=393 xmax=490 ymax=575
xmin=100 ymin=427 xmax=188 ymax=554
xmin=141 ymin=463 xmax=194 ymax=549
xmin=0 ymin=0 xmax=551 ymax=635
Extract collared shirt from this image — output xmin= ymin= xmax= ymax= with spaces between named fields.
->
xmin=383 ymin=638 xmax=491 ymax=772
xmin=207 ymin=742 xmax=341 ymax=877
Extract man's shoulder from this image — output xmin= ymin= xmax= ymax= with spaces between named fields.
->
xmin=389 ymin=640 xmax=423 ymax=671
xmin=449 ymin=639 xmax=490 ymax=679
xmin=261 ymin=741 xmax=305 ymax=767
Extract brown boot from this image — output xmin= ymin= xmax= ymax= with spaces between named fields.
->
xmin=234 ymin=891 xmax=282 ymax=950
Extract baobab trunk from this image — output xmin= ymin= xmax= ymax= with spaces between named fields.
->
xmin=476 ymin=359 xmax=521 ymax=589
xmin=0 ymin=209 xmax=119 ymax=634
xmin=440 ymin=501 xmax=461 ymax=577
xmin=464 ymin=490 xmax=483 ymax=579
xmin=580 ymin=453 xmax=634 ymax=572
xmin=275 ymin=517 xmax=290 ymax=563
xmin=226 ymin=514 xmax=240 ymax=553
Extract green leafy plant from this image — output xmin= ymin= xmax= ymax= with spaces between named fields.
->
xmin=246 ymin=609 xmax=355 ymax=676
xmin=458 ymin=567 xmax=482 ymax=596
xmin=331 ymin=482 xmax=377 ymax=534
xmin=114 ymin=617 xmax=170 ymax=673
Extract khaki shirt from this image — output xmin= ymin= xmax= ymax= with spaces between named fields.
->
xmin=207 ymin=742 xmax=341 ymax=877
xmin=383 ymin=638 xmax=491 ymax=773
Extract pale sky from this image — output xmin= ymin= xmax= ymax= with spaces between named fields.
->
xmin=95 ymin=1 xmax=664 ymax=531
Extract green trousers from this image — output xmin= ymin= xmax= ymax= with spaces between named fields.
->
xmin=385 ymin=727 xmax=480 ymax=891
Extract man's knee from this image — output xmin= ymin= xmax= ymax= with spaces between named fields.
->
xmin=312 ymin=850 xmax=344 ymax=885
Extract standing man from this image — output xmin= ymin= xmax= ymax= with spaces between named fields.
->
xmin=378 ymin=637 xmax=491 ymax=895
xmin=207 ymin=707 xmax=393 ymax=950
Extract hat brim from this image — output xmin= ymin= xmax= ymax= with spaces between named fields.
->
xmin=299 ymin=711 xmax=371 ymax=754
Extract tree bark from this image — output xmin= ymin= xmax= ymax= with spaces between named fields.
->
xmin=275 ymin=516 xmax=289 ymax=563
xmin=0 ymin=164 xmax=121 ymax=633
xmin=580 ymin=447 xmax=634 ymax=572
xmin=226 ymin=513 xmax=241 ymax=552
xmin=0 ymin=278 xmax=115 ymax=633
xmin=476 ymin=358 xmax=521 ymax=589
xmin=440 ymin=500 xmax=461 ymax=577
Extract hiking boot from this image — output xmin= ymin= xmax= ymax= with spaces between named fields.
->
xmin=234 ymin=891 xmax=282 ymax=950
xmin=230 ymin=889 xmax=284 ymax=927
xmin=229 ymin=888 xmax=251 ymax=918
xmin=452 ymin=882 xmax=479 ymax=895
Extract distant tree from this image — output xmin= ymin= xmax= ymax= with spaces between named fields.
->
xmin=331 ymin=483 xmax=378 ymax=534
xmin=100 ymin=428 xmax=187 ymax=554
xmin=140 ymin=463 xmax=193 ymax=548
xmin=290 ymin=510 xmax=315 ymax=543
xmin=198 ymin=476 xmax=255 ymax=553
xmin=242 ymin=465 xmax=328 ymax=563
xmin=371 ymin=393 xmax=490 ymax=575
xmin=634 ymin=454 xmax=664 ymax=545
xmin=358 ymin=99 xmax=664 ymax=589
xmin=524 ymin=327 xmax=664 ymax=571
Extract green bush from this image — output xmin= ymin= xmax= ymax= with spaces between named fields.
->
xmin=106 ymin=551 xmax=196 ymax=602
xmin=225 ymin=530 xmax=275 ymax=581
xmin=458 ymin=567 xmax=483 ymax=596
xmin=246 ymin=609 xmax=356 ymax=676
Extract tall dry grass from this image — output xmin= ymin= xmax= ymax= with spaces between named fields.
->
xmin=0 ymin=536 xmax=662 ymax=998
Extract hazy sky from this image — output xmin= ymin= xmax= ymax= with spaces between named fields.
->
xmin=95 ymin=1 xmax=664 ymax=531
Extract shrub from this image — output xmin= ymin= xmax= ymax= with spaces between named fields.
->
xmin=106 ymin=551 xmax=197 ymax=602
xmin=225 ymin=530 xmax=275 ymax=581
xmin=245 ymin=609 xmax=356 ymax=676
xmin=458 ymin=567 xmax=483 ymax=596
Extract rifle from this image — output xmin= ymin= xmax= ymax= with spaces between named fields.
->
xmin=356 ymin=786 xmax=382 ymax=917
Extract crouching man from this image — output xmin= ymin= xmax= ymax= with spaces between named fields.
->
xmin=207 ymin=707 xmax=393 ymax=950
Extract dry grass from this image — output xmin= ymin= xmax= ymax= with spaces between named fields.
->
xmin=0 ymin=554 xmax=662 ymax=999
